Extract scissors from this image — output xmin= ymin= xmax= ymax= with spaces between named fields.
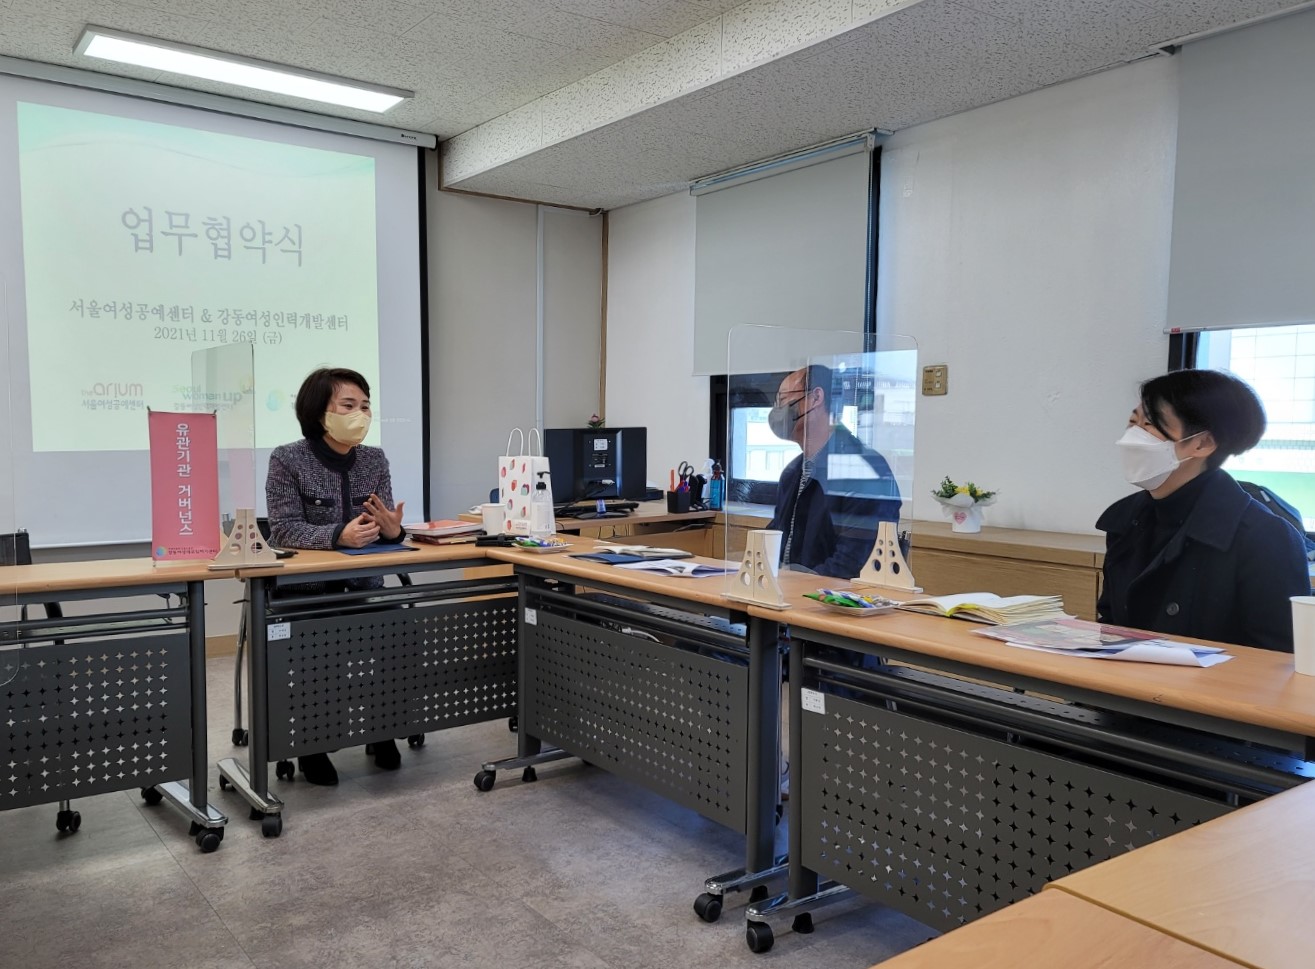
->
xmin=676 ymin=462 xmax=694 ymax=492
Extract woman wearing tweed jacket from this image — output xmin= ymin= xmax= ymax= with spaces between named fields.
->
xmin=265 ymin=367 xmax=407 ymax=785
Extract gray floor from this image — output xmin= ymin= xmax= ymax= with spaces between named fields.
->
xmin=0 ymin=656 xmax=935 ymax=969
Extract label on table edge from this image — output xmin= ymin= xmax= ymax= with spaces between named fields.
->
xmin=801 ymin=688 xmax=826 ymax=715
xmin=267 ymin=622 xmax=291 ymax=641
xmin=524 ymin=607 xmax=537 ymax=625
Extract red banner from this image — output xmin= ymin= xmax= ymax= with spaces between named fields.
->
xmin=148 ymin=411 xmax=221 ymax=561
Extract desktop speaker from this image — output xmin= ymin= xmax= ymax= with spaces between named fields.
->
xmin=544 ymin=427 xmax=647 ymax=502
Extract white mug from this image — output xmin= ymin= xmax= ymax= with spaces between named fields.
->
xmin=480 ymin=503 xmax=505 ymax=535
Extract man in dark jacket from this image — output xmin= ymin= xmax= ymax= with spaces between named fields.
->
xmin=767 ymin=364 xmax=901 ymax=579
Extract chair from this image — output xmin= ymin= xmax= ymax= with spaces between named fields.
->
xmin=1 ymin=530 xmax=80 ymax=833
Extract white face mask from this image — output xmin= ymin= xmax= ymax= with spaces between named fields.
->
xmin=324 ymin=409 xmax=371 ymax=447
xmin=1116 ymin=425 xmax=1201 ymax=492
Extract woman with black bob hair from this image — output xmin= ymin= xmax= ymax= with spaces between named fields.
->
xmin=266 ymin=367 xmax=407 ymax=784
xmin=1097 ymin=368 xmax=1308 ymax=652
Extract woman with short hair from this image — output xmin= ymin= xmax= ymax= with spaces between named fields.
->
xmin=1098 ymin=369 xmax=1308 ymax=652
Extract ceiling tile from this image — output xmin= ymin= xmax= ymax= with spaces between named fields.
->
xmin=546 ymin=0 xmax=726 ymax=37
xmin=500 ymin=7 xmax=666 ymax=57
xmin=721 ymin=0 xmax=854 ymax=74
xmin=318 ymin=0 xmax=433 ymax=38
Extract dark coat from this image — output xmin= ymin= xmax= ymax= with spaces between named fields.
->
xmin=1096 ymin=470 xmax=1309 ymax=652
xmin=768 ymin=424 xmax=901 ymax=579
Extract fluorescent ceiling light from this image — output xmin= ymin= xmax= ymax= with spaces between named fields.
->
xmin=76 ymin=26 xmax=411 ymax=113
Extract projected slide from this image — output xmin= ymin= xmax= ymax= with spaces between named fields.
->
xmin=16 ymin=102 xmax=380 ymax=452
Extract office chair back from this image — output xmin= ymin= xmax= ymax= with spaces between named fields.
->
xmin=1 ymin=531 xmax=64 ymax=620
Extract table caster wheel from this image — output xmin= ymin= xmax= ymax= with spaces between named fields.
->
xmin=249 ymin=806 xmax=265 ymax=822
xmin=474 ymin=770 xmax=495 ymax=792
xmin=407 ymin=734 xmax=425 ymax=748
xmin=749 ymin=885 xmax=770 ymax=904
xmin=218 ymin=775 xmax=232 ymax=792
xmin=522 ymin=767 xmax=537 ymax=783
xmin=693 ymin=892 xmax=722 ymax=923
xmin=508 ymin=716 xmax=518 ymax=733
xmin=140 ymin=786 xmax=163 ymax=806
xmin=261 ymin=813 xmax=283 ymax=838
xmin=792 ymin=913 xmax=814 ymax=934
xmin=231 ymin=727 xmax=248 ymax=747
xmin=55 ymin=809 xmax=81 ymax=833
xmin=275 ymin=759 xmax=295 ymax=781
xmin=196 ymin=828 xmax=222 ymax=852
xmin=746 ymin=921 xmax=774 ymax=953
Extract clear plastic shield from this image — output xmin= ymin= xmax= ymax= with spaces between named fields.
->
xmin=191 ymin=342 xmax=257 ymax=527
xmin=2 ymin=273 xmax=19 ymax=684
xmin=721 ymin=324 xmax=918 ymax=608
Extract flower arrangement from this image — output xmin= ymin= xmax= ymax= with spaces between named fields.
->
xmin=931 ymin=477 xmax=996 ymax=533
xmin=931 ymin=477 xmax=996 ymax=504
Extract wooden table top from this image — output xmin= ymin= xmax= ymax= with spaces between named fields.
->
xmin=460 ymin=503 xmax=716 ymax=530
xmin=0 ymin=557 xmax=232 ymax=594
xmin=484 ymin=537 xmax=740 ymax=610
xmin=233 ymin=542 xmax=488 ymax=579
xmin=873 ymin=889 xmax=1240 ymax=969
xmin=1047 ymin=780 xmax=1315 ymax=969
xmin=750 ymin=571 xmax=1315 ymax=739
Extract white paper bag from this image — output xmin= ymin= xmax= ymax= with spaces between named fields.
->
xmin=498 ymin=427 xmax=554 ymax=534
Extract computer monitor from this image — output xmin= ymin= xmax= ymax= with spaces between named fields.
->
xmin=544 ymin=427 xmax=647 ymax=501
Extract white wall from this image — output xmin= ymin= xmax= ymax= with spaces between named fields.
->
xmin=879 ymin=54 xmax=1179 ymax=533
xmin=604 ymin=192 xmax=707 ymax=486
xmin=542 ymin=207 xmax=604 ymax=426
xmin=427 ymin=152 xmax=603 ymax=516
xmin=605 ymin=54 xmax=1180 ymax=535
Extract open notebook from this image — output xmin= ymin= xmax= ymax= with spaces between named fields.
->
xmin=897 ymin=593 xmax=1067 ymax=625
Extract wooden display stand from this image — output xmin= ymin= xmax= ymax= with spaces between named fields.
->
xmin=853 ymin=520 xmax=920 ymax=593
xmin=724 ymin=529 xmax=789 ymax=610
xmin=209 ymin=509 xmax=281 ymax=570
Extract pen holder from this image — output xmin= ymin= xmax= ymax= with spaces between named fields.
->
xmin=666 ymin=490 xmax=692 ymax=514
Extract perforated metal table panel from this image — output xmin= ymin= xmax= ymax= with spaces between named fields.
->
xmin=799 ymin=692 xmax=1229 ymax=932
xmin=2 ymin=632 xmax=191 ymax=809
xmin=525 ymin=608 xmax=748 ymax=829
xmin=266 ymin=597 xmax=518 ymax=759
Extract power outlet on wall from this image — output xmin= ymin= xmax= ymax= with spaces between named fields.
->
xmin=922 ymin=364 xmax=948 ymax=396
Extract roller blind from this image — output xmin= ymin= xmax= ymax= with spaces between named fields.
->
xmin=693 ymin=145 xmax=870 ymax=374
xmin=1166 ymin=8 xmax=1315 ymax=332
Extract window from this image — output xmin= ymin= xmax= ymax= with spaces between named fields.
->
xmin=1193 ymin=323 xmax=1315 ymax=527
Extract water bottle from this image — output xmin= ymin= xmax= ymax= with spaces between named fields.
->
xmin=708 ymin=461 xmax=725 ymax=511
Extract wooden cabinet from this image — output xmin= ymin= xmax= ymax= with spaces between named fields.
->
xmin=909 ymin=522 xmax=1105 ymax=620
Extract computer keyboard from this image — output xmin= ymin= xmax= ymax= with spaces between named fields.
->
xmin=554 ymin=500 xmax=639 ymax=519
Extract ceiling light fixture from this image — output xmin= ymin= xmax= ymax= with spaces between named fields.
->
xmin=75 ymin=26 xmax=412 ymax=113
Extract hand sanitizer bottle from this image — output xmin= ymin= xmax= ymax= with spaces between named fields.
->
xmin=530 ymin=471 xmax=555 ymax=539
xmin=708 ymin=461 xmax=725 ymax=511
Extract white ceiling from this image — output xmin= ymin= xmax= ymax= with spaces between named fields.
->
xmin=0 ymin=0 xmax=1309 ymax=208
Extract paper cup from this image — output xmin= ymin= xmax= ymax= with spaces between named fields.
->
xmin=480 ymin=503 xmax=505 ymax=535
xmin=1291 ymin=596 xmax=1315 ymax=675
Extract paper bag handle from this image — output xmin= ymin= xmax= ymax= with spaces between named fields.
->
xmin=528 ymin=426 xmax=544 ymax=457
xmin=506 ymin=427 xmax=525 ymax=455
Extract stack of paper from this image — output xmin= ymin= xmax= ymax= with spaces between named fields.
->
xmin=613 ymin=559 xmax=738 ymax=578
xmin=974 ymin=618 xmax=1231 ymax=667
xmin=897 ymin=593 xmax=1067 ymax=625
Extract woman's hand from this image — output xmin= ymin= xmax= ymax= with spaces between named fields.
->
xmin=363 ymin=495 xmax=405 ymax=541
xmin=338 ymin=514 xmax=381 ymax=548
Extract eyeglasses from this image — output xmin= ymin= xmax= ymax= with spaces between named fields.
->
xmin=773 ymin=391 xmax=808 ymax=409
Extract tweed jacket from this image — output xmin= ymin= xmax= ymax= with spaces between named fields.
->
xmin=266 ymin=437 xmax=402 ymax=550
